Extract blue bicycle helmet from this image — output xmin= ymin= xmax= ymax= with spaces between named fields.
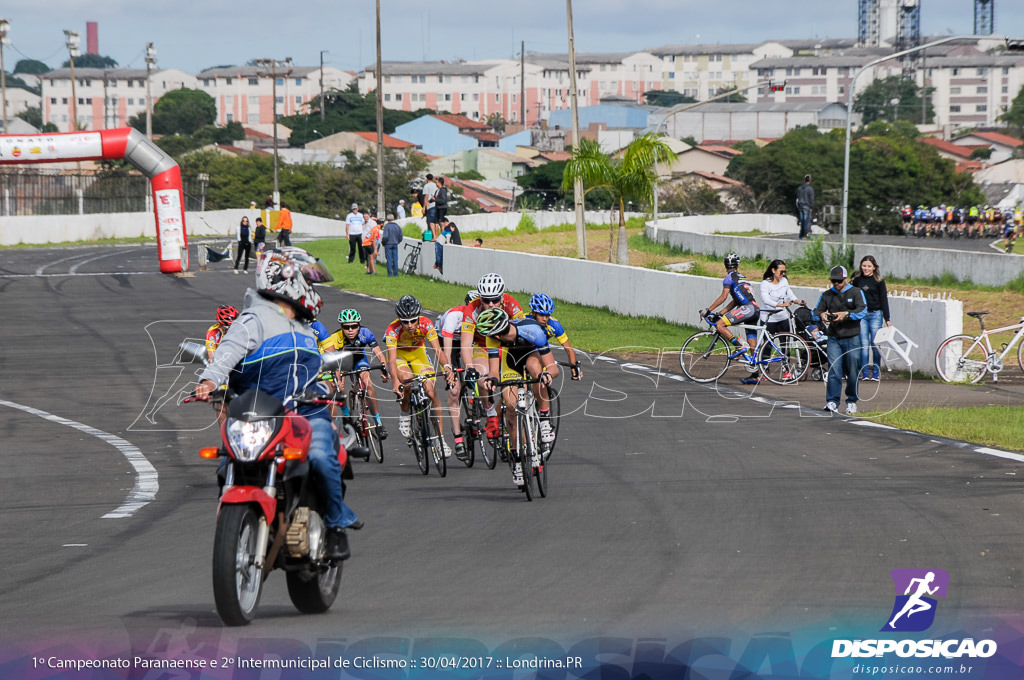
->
xmin=529 ymin=293 xmax=555 ymax=315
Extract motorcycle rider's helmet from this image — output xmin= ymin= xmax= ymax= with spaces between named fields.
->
xmin=256 ymin=247 xmax=333 ymax=321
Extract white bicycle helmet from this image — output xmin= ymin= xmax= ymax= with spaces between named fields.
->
xmin=477 ymin=272 xmax=505 ymax=299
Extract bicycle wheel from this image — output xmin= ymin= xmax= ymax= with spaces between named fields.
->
xmin=758 ymin=332 xmax=811 ymax=385
xmin=517 ymin=414 xmax=533 ymax=502
xmin=526 ymin=408 xmax=547 ymax=498
xmin=1016 ymin=336 xmax=1024 ymax=373
xmin=412 ymin=406 xmax=429 ymax=475
xmin=366 ymin=416 xmax=384 ymax=464
xmin=935 ymin=335 xmax=988 ymax=384
xmin=426 ymin=407 xmax=446 ymax=478
xmin=458 ymin=392 xmax=477 ymax=468
xmin=679 ymin=331 xmax=731 ymax=383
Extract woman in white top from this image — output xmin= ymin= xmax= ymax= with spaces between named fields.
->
xmin=759 ymin=259 xmax=806 ymax=335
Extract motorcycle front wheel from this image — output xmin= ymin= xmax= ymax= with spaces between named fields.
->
xmin=287 ymin=562 xmax=342 ymax=614
xmin=212 ymin=504 xmax=264 ymax=626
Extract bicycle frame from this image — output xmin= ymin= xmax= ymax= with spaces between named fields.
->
xmin=942 ymin=317 xmax=1024 ymax=382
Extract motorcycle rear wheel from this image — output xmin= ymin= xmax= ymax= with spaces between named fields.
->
xmin=212 ymin=504 xmax=264 ymax=626
xmin=287 ymin=563 xmax=342 ymax=614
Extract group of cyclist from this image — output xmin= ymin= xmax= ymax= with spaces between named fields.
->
xmin=901 ymin=204 xmax=1023 ymax=247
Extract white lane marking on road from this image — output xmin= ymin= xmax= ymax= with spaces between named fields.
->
xmin=68 ymin=248 xmax=143 ymax=274
xmin=34 ymin=252 xmax=100 ymax=275
xmin=0 ymin=271 xmax=159 ymax=279
xmin=0 ymin=399 xmax=158 ymax=519
xmin=973 ymin=447 xmax=1024 ymax=463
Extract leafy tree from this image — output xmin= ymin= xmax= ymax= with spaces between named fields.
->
xmin=659 ymin=178 xmax=726 ymax=214
xmin=62 ymin=54 xmax=119 ymax=69
xmin=853 ymin=75 xmax=934 ymax=125
xmin=999 ymin=85 xmax=1024 ymax=134
xmin=725 ymin=124 xmax=985 ymax=234
xmin=643 ymin=90 xmax=697 ymax=107
xmin=282 ymin=83 xmax=432 ymax=146
xmin=129 ymin=88 xmax=217 ymax=136
xmin=452 ymin=169 xmax=485 ymax=181
xmin=713 ymin=86 xmax=747 ymax=103
xmin=516 ymin=160 xmax=567 ymax=209
xmin=14 ymin=59 xmax=50 ymax=75
xmin=485 ymin=112 xmax=507 ymax=135
xmin=563 ymin=132 xmax=677 ymax=263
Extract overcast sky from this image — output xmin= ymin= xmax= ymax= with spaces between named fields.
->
xmin=3 ymin=0 xmax=1023 ymax=75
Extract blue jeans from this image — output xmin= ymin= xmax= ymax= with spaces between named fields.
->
xmin=825 ymin=334 xmax=861 ymax=404
xmin=798 ymin=205 xmax=812 ymax=239
xmin=434 ymin=241 xmax=444 ymax=270
xmin=859 ymin=309 xmax=884 ymax=373
xmin=384 ymin=243 xmax=399 ymax=276
xmin=309 ymin=417 xmax=358 ymax=529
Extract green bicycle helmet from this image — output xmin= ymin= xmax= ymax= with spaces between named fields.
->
xmin=475 ymin=307 xmax=510 ymax=337
xmin=338 ymin=308 xmax=361 ymax=324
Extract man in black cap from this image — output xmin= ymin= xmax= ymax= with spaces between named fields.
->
xmin=813 ymin=265 xmax=867 ymax=414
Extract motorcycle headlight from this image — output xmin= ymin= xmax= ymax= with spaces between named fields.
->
xmin=226 ymin=418 xmax=277 ymax=462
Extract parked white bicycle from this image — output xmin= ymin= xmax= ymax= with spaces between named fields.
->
xmin=934 ymin=312 xmax=1024 ymax=383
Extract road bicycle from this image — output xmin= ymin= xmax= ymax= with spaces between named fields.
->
xmin=934 ymin=312 xmax=1024 ymax=384
xmin=401 ymin=241 xmax=423 ymax=275
xmin=679 ymin=312 xmax=811 ymax=385
xmin=400 ymin=373 xmax=446 ymax=476
xmin=456 ymin=370 xmax=486 ymax=468
xmin=338 ymin=365 xmax=387 ymax=464
xmin=494 ymin=376 xmax=550 ymax=501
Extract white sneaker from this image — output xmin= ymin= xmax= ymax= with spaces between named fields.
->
xmin=512 ymin=462 xmax=524 ymax=486
xmin=398 ymin=415 xmax=411 ymax=438
xmin=442 ymin=440 xmax=452 ymax=458
xmin=824 ymin=401 xmax=838 ymax=413
xmin=845 ymin=402 xmax=858 ymax=415
xmin=539 ymin=420 xmax=555 ymax=444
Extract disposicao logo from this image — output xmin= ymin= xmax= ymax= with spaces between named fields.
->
xmin=882 ymin=568 xmax=948 ymax=632
xmin=831 ymin=569 xmax=998 ymax=660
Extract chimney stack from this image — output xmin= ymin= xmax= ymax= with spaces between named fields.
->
xmin=86 ymin=21 xmax=98 ymax=55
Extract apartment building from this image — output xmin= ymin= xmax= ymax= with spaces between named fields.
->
xmin=924 ymin=46 xmax=1024 ymax=130
xmin=41 ymin=67 xmax=196 ymax=132
xmin=196 ymin=65 xmax=353 ymax=127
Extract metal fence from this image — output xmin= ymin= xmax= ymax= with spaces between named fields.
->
xmin=0 ymin=171 xmax=204 ymax=216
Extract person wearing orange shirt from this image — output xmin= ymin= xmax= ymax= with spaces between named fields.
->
xmin=275 ymin=203 xmax=293 ymax=247
xmin=362 ymin=212 xmax=381 ymax=275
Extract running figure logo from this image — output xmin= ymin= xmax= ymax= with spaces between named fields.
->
xmin=882 ymin=569 xmax=949 ymax=632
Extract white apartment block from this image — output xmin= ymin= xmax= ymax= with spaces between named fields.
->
xmin=196 ymin=66 xmax=353 ymax=127
xmin=2 ymin=86 xmax=40 ymax=121
xmin=41 ymin=68 xmax=197 ymax=132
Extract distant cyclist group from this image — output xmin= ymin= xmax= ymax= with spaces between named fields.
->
xmin=901 ymin=204 xmax=1022 ymax=248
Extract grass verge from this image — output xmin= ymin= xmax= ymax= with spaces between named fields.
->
xmin=862 ymin=405 xmax=1024 ymax=453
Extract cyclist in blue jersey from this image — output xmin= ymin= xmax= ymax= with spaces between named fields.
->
xmin=526 ymin=292 xmax=582 ymax=381
xmin=700 ymin=253 xmax=760 ymax=377
xmin=320 ymin=308 xmax=390 ymax=439
xmin=475 ymin=307 xmax=558 ymax=451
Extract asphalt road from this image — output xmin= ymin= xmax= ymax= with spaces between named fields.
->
xmin=1 ymin=243 xmax=1022 ymax=672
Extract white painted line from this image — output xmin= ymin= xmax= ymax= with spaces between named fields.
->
xmin=850 ymin=420 xmax=899 ymax=430
xmin=0 ymin=271 xmax=158 ymax=279
xmin=974 ymin=447 xmax=1024 ymax=463
xmin=69 ymin=249 xmax=142 ymax=274
xmin=0 ymin=399 xmax=158 ymax=519
xmin=35 ymin=252 xmax=99 ymax=275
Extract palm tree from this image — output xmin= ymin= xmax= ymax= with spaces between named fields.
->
xmin=562 ymin=132 xmax=676 ymax=263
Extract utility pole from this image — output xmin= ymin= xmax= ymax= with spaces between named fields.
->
xmin=145 ymin=42 xmax=156 ymax=140
xmin=566 ymin=0 xmax=587 ymax=259
xmin=64 ymin=29 xmax=80 ymax=131
xmin=255 ymin=57 xmax=293 ymax=209
xmin=0 ymin=19 xmax=9 ymax=134
xmin=375 ymin=0 xmax=385 ymax=218
xmin=520 ymin=40 xmax=525 ymax=126
xmin=103 ymin=70 xmax=110 ymax=128
xmin=320 ymin=49 xmax=328 ymax=122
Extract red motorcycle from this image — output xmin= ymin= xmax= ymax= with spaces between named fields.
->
xmin=188 ymin=351 xmax=365 ymax=626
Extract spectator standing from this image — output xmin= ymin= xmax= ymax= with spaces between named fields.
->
xmin=253 ymin=217 xmax=268 ymax=264
xmin=264 ymin=194 xmax=275 ymax=209
xmin=234 ymin=216 xmax=252 ymax=274
xmin=410 ymin=189 xmax=424 ymax=218
xmin=434 ymin=177 xmax=449 ymax=225
xmin=380 ymin=214 xmax=404 ymax=277
xmin=813 ymin=265 xmax=867 ymax=415
xmin=759 ymin=259 xmax=805 ymax=335
xmin=850 ymin=255 xmax=891 ymax=381
xmin=422 ymin=174 xmax=439 ymax=237
xmin=276 ymin=203 xmax=293 ymax=247
xmin=396 ymin=199 xmax=407 ymax=220
xmin=796 ymin=174 xmax=814 ymax=240
xmin=362 ymin=212 xmax=381 ymax=275
xmin=345 ymin=203 xmax=365 ymax=264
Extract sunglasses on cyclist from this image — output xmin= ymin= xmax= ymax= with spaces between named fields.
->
xmin=480 ymin=296 xmax=502 ymax=304
xmin=341 ymin=324 xmax=360 ymax=330
xmin=399 ymin=318 xmax=419 ymax=325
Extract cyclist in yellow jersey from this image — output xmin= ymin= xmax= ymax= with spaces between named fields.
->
xmin=385 ymin=295 xmax=455 ymax=451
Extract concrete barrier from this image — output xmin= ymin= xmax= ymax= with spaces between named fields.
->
xmin=409 ymin=238 xmax=960 ymax=375
xmin=646 ymin=214 xmax=833 ymax=264
xmin=852 ymin=242 xmax=1024 ymax=288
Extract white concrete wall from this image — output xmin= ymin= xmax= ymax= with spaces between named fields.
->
xmin=410 ymin=238 xmax=960 ymax=374
xmin=852 ymin=243 xmax=1024 ymax=289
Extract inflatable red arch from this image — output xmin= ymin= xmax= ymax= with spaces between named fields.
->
xmin=0 ymin=127 xmax=189 ymax=273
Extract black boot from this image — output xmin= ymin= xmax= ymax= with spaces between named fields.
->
xmin=325 ymin=527 xmax=351 ymax=561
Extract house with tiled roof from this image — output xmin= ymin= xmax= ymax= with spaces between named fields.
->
xmin=951 ymin=130 xmax=1023 ymax=164
xmin=393 ymin=114 xmax=500 ymax=156
xmin=305 ymin=131 xmax=419 ymax=155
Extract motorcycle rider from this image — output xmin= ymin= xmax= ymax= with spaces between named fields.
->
xmin=194 ymin=247 xmax=356 ymax=562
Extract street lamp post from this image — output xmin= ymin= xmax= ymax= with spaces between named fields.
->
xmin=375 ymin=0 xmax=385 ymax=219
xmin=841 ymin=34 xmax=995 ymax=250
xmin=64 ymin=29 xmax=80 ymax=131
xmin=198 ymin=172 xmax=210 ymax=212
xmin=145 ymin=42 xmax=156 ymax=140
xmin=0 ymin=19 xmax=10 ymax=134
xmin=319 ymin=50 xmax=328 ymax=122
xmin=255 ymin=57 xmax=293 ymax=208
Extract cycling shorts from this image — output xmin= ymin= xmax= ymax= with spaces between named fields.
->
xmin=501 ymin=344 xmax=551 ymax=381
xmin=395 ymin=348 xmax=434 ymax=380
xmin=722 ymin=304 xmax=759 ymax=338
